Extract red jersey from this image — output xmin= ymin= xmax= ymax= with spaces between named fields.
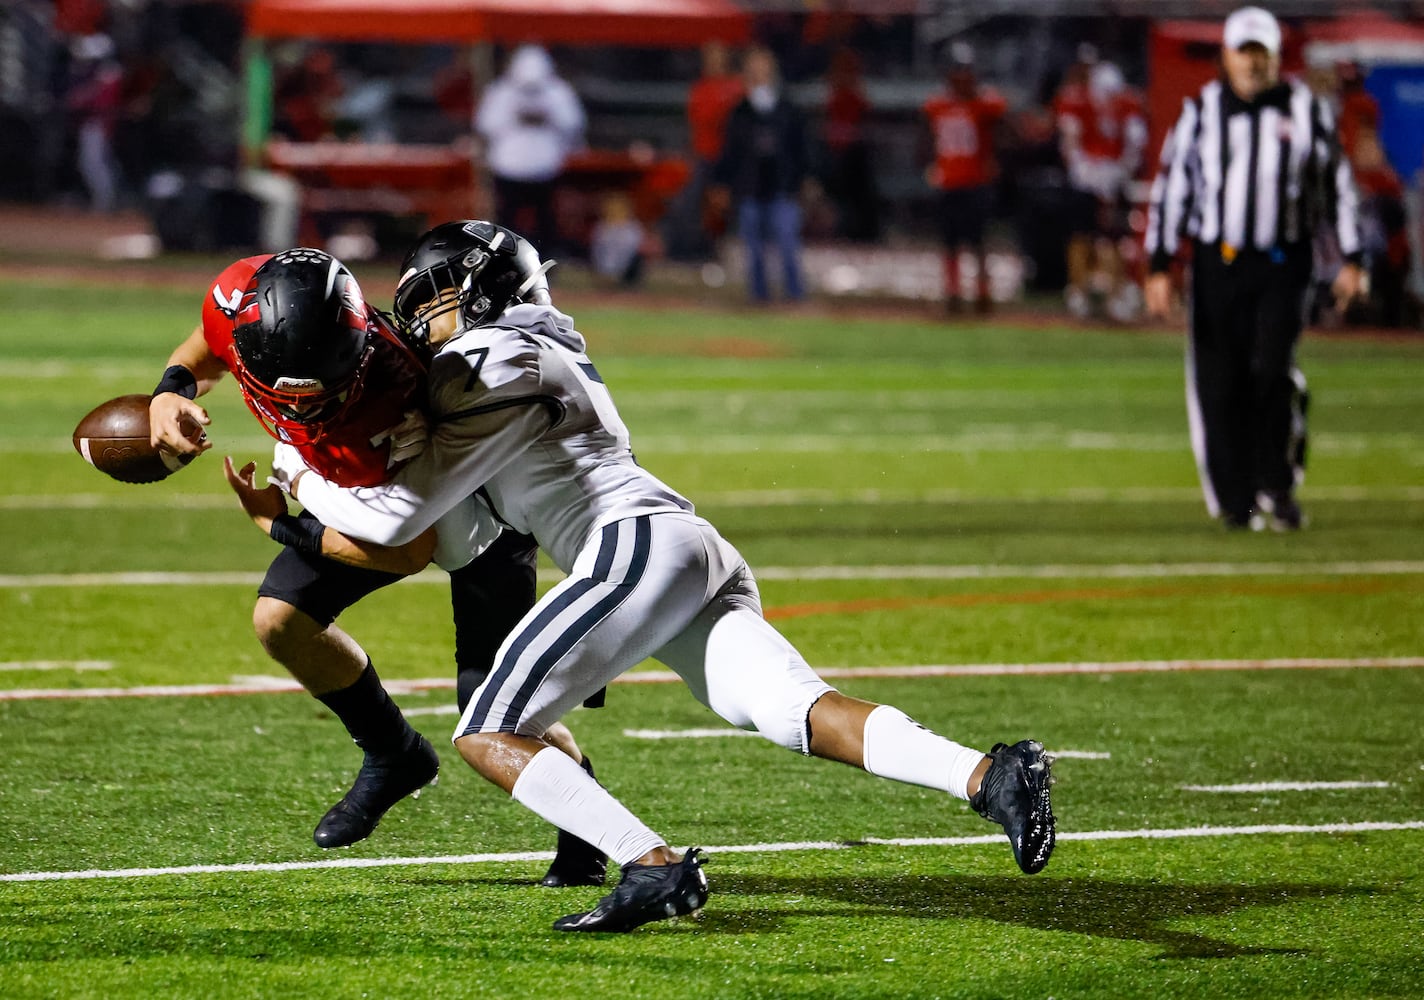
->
xmin=1057 ymin=88 xmax=1147 ymax=166
xmin=687 ymin=74 xmax=743 ymax=162
xmin=1338 ymin=88 xmax=1380 ymax=162
xmin=200 ymin=257 xmax=427 ymax=488
xmin=824 ymin=85 xmax=869 ymax=152
xmin=922 ymin=88 xmax=1007 ymax=190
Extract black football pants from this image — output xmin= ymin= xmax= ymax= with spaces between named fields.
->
xmin=1186 ymin=243 xmax=1312 ymax=521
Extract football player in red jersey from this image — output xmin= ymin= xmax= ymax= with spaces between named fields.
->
xmin=921 ymin=44 xmax=1007 ymax=314
xmin=147 ymin=249 xmax=606 ymax=887
xmin=1055 ymin=60 xmax=1149 ymax=322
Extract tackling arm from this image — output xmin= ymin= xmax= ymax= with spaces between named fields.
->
xmin=224 ymin=456 xmax=436 ymax=575
xmin=289 ymin=400 xmax=551 ymax=546
xmin=288 ymin=335 xmax=557 ymax=547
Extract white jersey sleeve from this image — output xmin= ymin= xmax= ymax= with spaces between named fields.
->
xmin=293 ymin=328 xmax=557 ymax=547
xmin=430 ymin=495 xmax=506 ymax=571
xmin=295 ymin=304 xmax=692 ymax=572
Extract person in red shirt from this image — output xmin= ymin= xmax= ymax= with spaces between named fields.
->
xmin=273 ymin=46 xmax=343 ymax=143
xmin=668 ymin=41 xmax=744 ymax=260
xmin=1335 ymin=61 xmax=1380 ymax=165
xmin=66 ymin=33 xmax=124 ymax=213
xmin=145 ymin=250 xmax=607 ymax=887
xmin=822 ymin=47 xmax=880 ymax=242
xmin=1350 ymin=128 xmax=1407 ymax=325
xmin=1055 ymin=60 xmax=1148 ymax=321
xmin=922 ymin=45 xmax=1007 ymax=314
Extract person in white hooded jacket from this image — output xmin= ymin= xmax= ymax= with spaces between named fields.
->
xmin=273 ymin=221 xmax=1057 ymax=934
xmin=474 ymin=46 xmax=585 ymax=255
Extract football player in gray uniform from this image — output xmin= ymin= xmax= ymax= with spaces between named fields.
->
xmin=273 ymin=220 xmax=1057 ymax=933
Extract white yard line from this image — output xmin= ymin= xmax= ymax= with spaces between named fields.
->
xmin=620 ymin=732 xmax=1112 ymax=754
xmin=623 ymin=728 xmax=759 ymax=740
xmin=6 ymin=484 xmax=1424 ymax=511
xmin=1180 ymin=781 xmax=1393 ymax=793
xmin=751 ymin=561 xmax=1424 ymax=581
xmin=4 ymin=560 xmax=1424 ymax=590
xmin=3 ymin=819 xmax=1420 ymax=884
xmin=403 ymin=704 xmax=462 ymax=717
xmin=4 ymin=658 xmax=1421 ymax=701
xmin=0 ymin=661 xmax=112 ymax=672
xmin=8 ymin=431 xmax=1424 ymax=456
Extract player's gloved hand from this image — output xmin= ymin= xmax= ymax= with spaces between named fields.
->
xmin=149 ymin=393 xmax=211 ymax=456
xmin=386 ymin=409 xmax=430 ymax=466
xmin=269 ymin=441 xmax=307 ymax=498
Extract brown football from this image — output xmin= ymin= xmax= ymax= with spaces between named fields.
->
xmin=72 ymin=394 xmax=194 ymax=484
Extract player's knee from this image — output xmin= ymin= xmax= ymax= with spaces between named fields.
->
xmin=701 ymin=609 xmax=832 ymax=752
xmin=744 ymin=686 xmax=827 ymax=754
xmin=453 ymin=731 xmax=507 ymax=779
xmin=543 ymin=721 xmax=581 ymax=762
xmin=252 ymin=597 xmax=316 ymax=663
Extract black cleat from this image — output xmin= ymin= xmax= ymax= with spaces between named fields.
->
xmin=554 ymin=848 xmax=709 ymax=932
xmin=1260 ymin=491 xmax=1305 ymax=532
xmin=970 ymin=740 xmax=1056 ymax=874
xmin=541 ymin=827 xmax=609 ymax=888
xmin=1221 ymin=510 xmax=1261 ymax=532
xmin=313 ymin=736 xmax=439 ymax=849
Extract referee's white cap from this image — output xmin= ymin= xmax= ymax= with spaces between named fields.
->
xmin=1224 ymin=6 xmax=1282 ymax=55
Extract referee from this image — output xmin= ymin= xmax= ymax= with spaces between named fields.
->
xmin=1144 ymin=6 xmax=1365 ymax=531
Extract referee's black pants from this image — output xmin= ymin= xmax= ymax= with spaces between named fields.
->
xmin=1186 ymin=242 xmax=1311 ymax=522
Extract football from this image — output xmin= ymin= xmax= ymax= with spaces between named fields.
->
xmin=72 ymin=394 xmax=197 ymax=484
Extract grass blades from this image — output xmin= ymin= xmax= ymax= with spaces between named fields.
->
xmin=1 ymin=275 xmax=1421 ymax=998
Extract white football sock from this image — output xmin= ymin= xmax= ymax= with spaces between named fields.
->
xmin=511 ymin=746 xmax=665 ymax=866
xmin=861 ymin=705 xmax=986 ymax=801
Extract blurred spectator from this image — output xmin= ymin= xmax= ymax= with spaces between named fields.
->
xmin=1056 ymin=60 xmax=1148 ymax=322
xmin=65 ymin=32 xmax=123 ymax=213
xmin=1334 ymin=61 xmax=1380 ymax=164
xmin=1407 ymin=153 xmax=1424 ymax=316
xmin=666 ymin=41 xmax=743 ymax=261
xmin=338 ymin=77 xmax=398 ymax=143
xmin=433 ymin=56 xmax=476 ymax=134
xmin=1055 ymin=43 xmax=1099 ymax=111
xmin=921 ymin=43 xmax=1006 ymax=314
xmin=590 ymin=192 xmax=648 ymax=288
xmin=475 ymin=45 xmax=586 ymax=256
xmin=713 ymin=47 xmax=809 ymax=303
xmin=273 ymin=47 xmax=343 ymax=143
xmin=1351 ymin=128 xmax=1408 ymax=326
xmin=821 ymin=47 xmax=880 ymax=242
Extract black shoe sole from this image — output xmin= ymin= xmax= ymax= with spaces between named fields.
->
xmin=973 ymin=741 xmax=1057 ymax=875
xmin=1012 ymin=746 xmax=1056 ymax=874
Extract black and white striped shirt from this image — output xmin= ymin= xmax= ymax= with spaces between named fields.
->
xmin=1146 ymin=76 xmax=1361 ymax=271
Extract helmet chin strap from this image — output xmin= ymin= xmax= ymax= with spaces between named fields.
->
xmin=515 ymin=259 xmax=556 ymax=300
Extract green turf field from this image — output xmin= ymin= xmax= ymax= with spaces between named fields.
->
xmin=1 ymin=276 xmax=1422 ymax=998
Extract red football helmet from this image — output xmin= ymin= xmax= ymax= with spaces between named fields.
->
xmin=229 ymin=249 xmax=374 ymax=445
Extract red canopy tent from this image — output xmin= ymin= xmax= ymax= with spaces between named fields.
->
xmin=245 ymin=0 xmax=751 ymax=47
